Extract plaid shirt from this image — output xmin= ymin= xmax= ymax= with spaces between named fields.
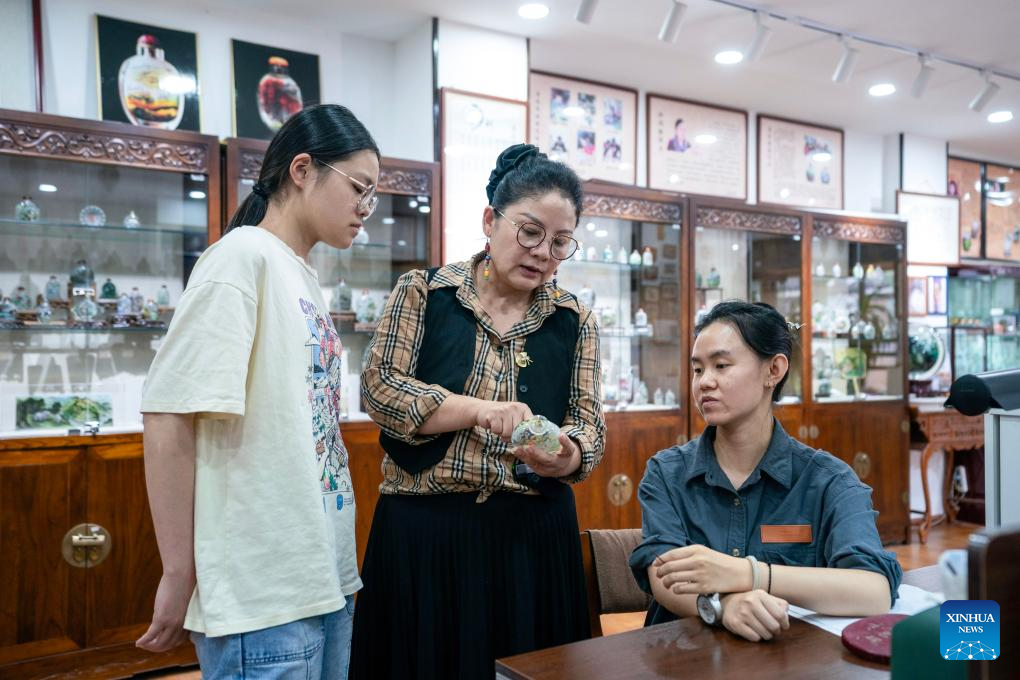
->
xmin=361 ymin=256 xmax=605 ymax=498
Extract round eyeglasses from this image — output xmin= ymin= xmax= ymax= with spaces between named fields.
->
xmin=317 ymin=160 xmax=379 ymax=217
xmin=494 ymin=208 xmax=579 ymax=260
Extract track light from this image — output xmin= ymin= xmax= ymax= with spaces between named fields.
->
xmin=575 ymin=0 xmax=597 ymax=24
xmin=658 ymin=1 xmax=687 ymax=43
xmin=969 ymin=72 xmax=1001 ymax=113
xmin=831 ymin=37 xmax=859 ymax=83
xmin=910 ymin=55 xmax=934 ymax=98
xmin=745 ymin=11 xmax=772 ymax=62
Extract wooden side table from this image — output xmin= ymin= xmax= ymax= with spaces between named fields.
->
xmin=909 ymin=404 xmax=984 ymax=543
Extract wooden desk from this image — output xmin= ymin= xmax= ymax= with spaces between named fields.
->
xmin=496 ymin=569 xmax=938 ymax=680
xmin=909 ymin=404 xmax=984 ymax=543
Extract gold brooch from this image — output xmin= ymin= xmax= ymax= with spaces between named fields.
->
xmin=515 ymin=351 xmax=533 ymax=368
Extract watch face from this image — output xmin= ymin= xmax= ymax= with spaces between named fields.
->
xmin=697 ymin=595 xmax=716 ymax=624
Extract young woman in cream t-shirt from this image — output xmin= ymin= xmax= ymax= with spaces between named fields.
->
xmin=136 ymin=104 xmax=379 ymax=680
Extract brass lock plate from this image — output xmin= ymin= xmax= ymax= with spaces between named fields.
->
xmin=608 ymin=474 xmax=633 ymax=507
xmin=853 ymin=452 xmax=872 ymax=481
xmin=61 ymin=523 xmax=111 ymax=568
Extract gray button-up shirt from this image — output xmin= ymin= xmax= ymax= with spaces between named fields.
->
xmin=629 ymin=420 xmax=902 ymax=621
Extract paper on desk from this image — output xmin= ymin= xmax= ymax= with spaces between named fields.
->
xmin=788 ymin=584 xmax=943 ymax=636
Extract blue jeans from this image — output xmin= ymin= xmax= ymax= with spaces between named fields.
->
xmin=191 ymin=597 xmax=355 ymax=679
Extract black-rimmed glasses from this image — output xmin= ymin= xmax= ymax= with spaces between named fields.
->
xmin=494 ymin=208 xmax=579 ymax=260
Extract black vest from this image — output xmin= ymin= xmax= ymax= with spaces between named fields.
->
xmin=379 ymin=267 xmax=580 ymax=475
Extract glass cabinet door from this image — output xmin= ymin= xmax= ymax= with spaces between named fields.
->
xmin=810 ymin=231 xmax=904 ymax=401
xmin=952 ymin=327 xmax=987 ymax=377
xmin=0 ymin=139 xmax=215 ymax=437
xmin=948 ymin=271 xmax=1020 ymax=375
xmin=692 ymin=207 xmax=803 ymax=403
xmin=558 ymin=203 xmax=682 ymax=413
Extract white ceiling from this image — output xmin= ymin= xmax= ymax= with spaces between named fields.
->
xmin=234 ymin=0 xmax=1020 ymax=164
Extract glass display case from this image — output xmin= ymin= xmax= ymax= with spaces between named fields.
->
xmin=223 ymin=138 xmax=440 ymax=420
xmin=810 ymin=216 xmax=906 ymax=401
xmin=0 ymin=109 xmax=220 ymax=438
xmin=691 ymin=201 xmax=804 ymax=404
xmin=557 ymin=183 xmax=684 ymax=414
xmin=948 ymin=269 xmax=1020 ymax=374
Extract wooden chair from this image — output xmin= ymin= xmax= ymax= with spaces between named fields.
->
xmin=968 ymin=524 xmax=1020 ymax=680
xmin=580 ymin=529 xmax=654 ymax=637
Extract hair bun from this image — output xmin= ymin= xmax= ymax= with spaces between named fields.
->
xmin=486 ymin=143 xmax=542 ymax=203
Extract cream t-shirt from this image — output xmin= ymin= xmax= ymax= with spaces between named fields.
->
xmin=141 ymin=226 xmax=360 ymax=637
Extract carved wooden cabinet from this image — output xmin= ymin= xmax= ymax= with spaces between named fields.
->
xmin=564 ymin=181 xmax=689 ymax=533
xmin=0 ymin=109 xmax=220 ymax=676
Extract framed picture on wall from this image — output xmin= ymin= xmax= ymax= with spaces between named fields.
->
xmin=232 ymin=39 xmax=320 ymax=140
xmin=647 ymin=94 xmax=747 ymax=200
xmin=441 ymin=88 xmax=528 ymax=264
xmin=927 ymin=275 xmax=948 ymax=315
xmin=529 ymin=71 xmax=637 ymax=184
xmin=758 ymin=115 xmax=843 ymax=209
xmin=96 ymin=15 xmax=200 ymax=132
xmin=948 ymin=157 xmax=983 ymax=258
xmin=907 ymin=277 xmax=928 ymax=316
xmin=897 ymin=191 xmax=960 ymax=265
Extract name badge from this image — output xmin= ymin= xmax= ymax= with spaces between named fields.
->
xmin=760 ymin=524 xmax=813 ymax=544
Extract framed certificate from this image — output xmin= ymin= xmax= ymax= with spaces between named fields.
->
xmin=758 ymin=115 xmax=843 ymax=209
xmin=897 ymin=191 xmax=961 ymax=265
xmin=529 ymin=71 xmax=637 ymax=184
xmin=647 ymin=94 xmax=747 ymax=200
xmin=441 ymin=88 xmax=527 ymax=264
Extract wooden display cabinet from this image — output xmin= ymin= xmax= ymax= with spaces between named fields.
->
xmin=0 ymin=109 xmax=220 ymax=677
xmin=563 ymin=181 xmax=690 ymax=534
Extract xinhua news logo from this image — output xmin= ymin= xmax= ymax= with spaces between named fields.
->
xmin=940 ymin=600 xmax=999 ymax=661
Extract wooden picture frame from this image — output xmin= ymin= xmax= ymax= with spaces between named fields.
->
xmin=441 ymin=88 xmax=527 ymax=264
xmin=529 ymin=71 xmax=637 ymax=185
xmin=758 ymin=114 xmax=843 ymax=209
xmin=647 ymin=94 xmax=747 ymax=200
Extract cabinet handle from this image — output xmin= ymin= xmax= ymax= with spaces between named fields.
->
xmin=62 ymin=523 xmax=112 ymax=568
xmin=809 ymin=425 xmax=820 ymax=439
xmin=676 ymin=433 xmax=688 ymax=446
xmin=798 ymin=425 xmax=809 ymax=439
xmin=608 ymin=474 xmax=634 ymax=507
xmin=853 ymin=452 xmax=872 ymax=481
xmin=901 ymin=419 xmax=910 ymax=434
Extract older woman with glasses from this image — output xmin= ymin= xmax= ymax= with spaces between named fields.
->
xmin=350 ymin=143 xmax=606 ymax=680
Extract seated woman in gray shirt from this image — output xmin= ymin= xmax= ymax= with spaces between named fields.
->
xmin=629 ymin=300 xmax=902 ymax=642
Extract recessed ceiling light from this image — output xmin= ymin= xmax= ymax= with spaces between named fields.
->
xmin=812 ymin=152 xmax=832 ymax=163
xmin=869 ymin=83 xmax=896 ymax=97
xmin=518 ymin=3 xmax=549 ymax=19
xmin=988 ymin=110 xmax=1014 ymax=123
xmin=38 ymin=183 xmax=57 ymax=192
xmin=396 ymin=239 xmax=407 ymax=247
xmin=382 ymin=217 xmax=395 ymax=225
xmin=408 ymin=199 xmax=418 ymax=208
xmin=595 ymin=229 xmax=608 ymax=238
xmin=189 ymin=190 xmax=206 ymax=200
xmin=715 ymin=50 xmax=744 ymax=65
xmin=419 ymin=205 xmax=431 ymax=214
xmin=695 ymin=134 xmax=718 ymax=145
xmin=586 ymin=222 xmax=596 ymax=231
xmin=731 ymin=243 xmax=740 ymax=251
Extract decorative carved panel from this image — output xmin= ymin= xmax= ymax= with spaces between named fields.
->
xmin=239 ymin=151 xmax=264 ymax=180
xmin=0 ymin=121 xmax=208 ymax=172
xmin=583 ymin=195 xmax=681 ymax=223
xmin=696 ymin=207 xmax=800 ymax=234
xmin=378 ymin=169 xmax=431 ymax=195
xmin=813 ymin=219 xmax=905 ymax=245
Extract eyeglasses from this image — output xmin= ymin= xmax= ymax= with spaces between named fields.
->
xmin=317 ymin=160 xmax=379 ymax=217
xmin=494 ymin=208 xmax=579 ymax=260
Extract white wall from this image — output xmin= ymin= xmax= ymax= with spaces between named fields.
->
xmin=0 ymin=0 xmax=35 ymax=111
xmin=844 ymin=129 xmax=885 ymax=212
xmin=902 ymin=133 xmax=948 ymax=195
xmin=37 ymin=0 xmax=431 ymax=159
xmin=391 ymin=19 xmax=435 ymax=162
xmin=436 ymin=20 xmax=527 ymax=102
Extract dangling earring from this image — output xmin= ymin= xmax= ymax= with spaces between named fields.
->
xmin=483 ymin=240 xmax=491 ymax=280
xmin=552 ymin=269 xmax=560 ymax=299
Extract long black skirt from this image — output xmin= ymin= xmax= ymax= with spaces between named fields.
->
xmin=349 ymin=485 xmax=591 ymax=680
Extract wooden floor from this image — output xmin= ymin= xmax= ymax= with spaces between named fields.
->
xmin=143 ymin=521 xmax=979 ymax=677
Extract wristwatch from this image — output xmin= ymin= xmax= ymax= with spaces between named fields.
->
xmin=697 ymin=592 xmax=723 ymax=626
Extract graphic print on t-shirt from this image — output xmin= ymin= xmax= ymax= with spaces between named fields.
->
xmin=300 ymin=297 xmax=354 ymax=513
